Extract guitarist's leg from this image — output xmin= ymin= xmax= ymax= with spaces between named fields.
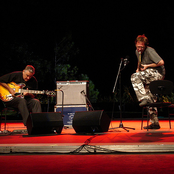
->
xmin=131 ymin=69 xmax=163 ymax=103
xmin=26 ymin=98 xmax=42 ymax=113
xmin=5 ymin=97 xmax=30 ymax=126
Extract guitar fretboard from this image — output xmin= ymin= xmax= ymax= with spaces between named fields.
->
xmin=138 ymin=52 xmax=141 ymax=70
xmin=18 ymin=89 xmax=44 ymax=94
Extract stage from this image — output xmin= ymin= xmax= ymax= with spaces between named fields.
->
xmin=1 ymin=120 xmax=174 ymax=154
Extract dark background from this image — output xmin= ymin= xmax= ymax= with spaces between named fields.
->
xmin=2 ymin=1 xmax=174 ymax=98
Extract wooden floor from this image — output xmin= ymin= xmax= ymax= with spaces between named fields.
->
xmin=0 ymin=120 xmax=174 ymax=154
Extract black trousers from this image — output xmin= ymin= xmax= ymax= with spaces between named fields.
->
xmin=5 ymin=97 xmax=42 ymax=126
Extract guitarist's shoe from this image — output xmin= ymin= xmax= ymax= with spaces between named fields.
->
xmin=143 ymin=123 xmax=160 ymax=129
xmin=139 ymin=98 xmax=153 ymax=107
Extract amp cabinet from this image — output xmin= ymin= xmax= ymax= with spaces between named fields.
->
xmin=56 ymin=80 xmax=89 ymax=105
xmin=55 ymin=80 xmax=89 ymax=126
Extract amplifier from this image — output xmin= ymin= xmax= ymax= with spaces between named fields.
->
xmin=54 ymin=105 xmax=87 ymax=126
xmin=56 ymin=80 xmax=88 ymax=105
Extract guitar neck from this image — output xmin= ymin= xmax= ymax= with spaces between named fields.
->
xmin=19 ymin=89 xmax=45 ymax=95
xmin=138 ymin=52 xmax=141 ymax=70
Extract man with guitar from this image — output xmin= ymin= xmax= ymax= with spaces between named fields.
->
xmin=131 ymin=34 xmax=165 ymax=129
xmin=0 ymin=65 xmax=42 ymax=126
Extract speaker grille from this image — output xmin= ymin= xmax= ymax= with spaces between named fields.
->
xmin=26 ymin=112 xmax=64 ymax=135
xmin=72 ymin=110 xmax=111 ymax=133
xmin=56 ymin=81 xmax=88 ymax=105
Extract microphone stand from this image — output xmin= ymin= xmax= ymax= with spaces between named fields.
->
xmin=81 ymin=91 xmax=94 ymax=111
xmin=111 ymin=58 xmax=135 ymax=132
xmin=59 ymin=89 xmax=64 ymax=118
xmin=46 ymin=95 xmax=50 ymax=112
xmin=58 ymin=89 xmax=69 ymax=129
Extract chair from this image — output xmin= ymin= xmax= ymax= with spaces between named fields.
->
xmin=141 ymin=80 xmax=173 ymax=131
xmin=0 ymin=100 xmax=18 ymax=133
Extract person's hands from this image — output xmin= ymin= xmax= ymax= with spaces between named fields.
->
xmin=140 ymin=64 xmax=148 ymax=71
xmin=9 ymin=88 xmax=16 ymax=96
xmin=23 ymin=88 xmax=35 ymax=98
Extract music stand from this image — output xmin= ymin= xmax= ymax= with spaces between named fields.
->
xmin=111 ymin=58 xmax=135 ymax=132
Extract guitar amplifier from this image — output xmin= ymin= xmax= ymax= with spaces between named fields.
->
xmin=56 ymin=80 xmax=89 ymax=105
xmin=54 ymin=105 xmax=88 ymax=126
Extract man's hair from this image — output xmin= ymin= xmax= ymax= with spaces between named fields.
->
xmin=24 ymin=65 xmax=35 ymax=74
xmin=135 ymin=34 xmax=149 ymax=46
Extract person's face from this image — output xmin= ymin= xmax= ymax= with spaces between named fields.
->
xmin=23 ymin=70 xmax=34 ymax=81
xmin=136 ymin=41 xmax=146 ymax=53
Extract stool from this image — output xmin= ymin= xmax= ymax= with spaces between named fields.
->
xmin=141 ymin=80 xmax=173 ymax=131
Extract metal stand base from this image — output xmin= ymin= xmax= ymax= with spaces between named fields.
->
xmin=110 ymin=122 xmax=135 ymax=132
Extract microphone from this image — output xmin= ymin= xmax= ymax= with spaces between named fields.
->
xmin=124 ymin=58 xmax=128 ymax=66
xmin=123 ymin=56 xmax=129 ymax=66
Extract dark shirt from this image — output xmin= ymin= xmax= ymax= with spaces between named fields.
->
xmin=136 ymin=46 xmax=165 ymax=76
xmin=0 ymin=71 xmax=38 ymax=89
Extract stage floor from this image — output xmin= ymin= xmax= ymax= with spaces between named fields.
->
xmin=0 ymin=120 xmax=174 ymax=154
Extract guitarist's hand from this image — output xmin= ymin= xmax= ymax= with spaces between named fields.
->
xmin=140 ymin=64 xmax=148 ymax=71
xmin=0 ymin=83 xmax=16 ymax=97
xmin=9 ymin=88 xmax=16 ymax=97
xmin=23 ymin=88 xmax=35 ymax=98
xmin=136 ymin=69 xmax=139 ymax=73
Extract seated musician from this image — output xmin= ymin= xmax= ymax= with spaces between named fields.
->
xmin=131 ymin=35 xmax=165 ymax=129
xmin=0 ymin=65 xmax=42 ymax=126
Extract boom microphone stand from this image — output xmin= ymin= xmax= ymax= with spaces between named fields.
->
xmin=111 ymin=58 xmax=135 ymax=132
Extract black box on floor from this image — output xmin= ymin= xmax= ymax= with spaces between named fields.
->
xmin=72 ymin=110 xmax=111 ymax=133
xmin=26 ymin=112 xmax=64 ymax=135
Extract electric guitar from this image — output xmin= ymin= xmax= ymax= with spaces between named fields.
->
xmin=138 ymin=51 xmax=144 ymax=70
xmin=0 ymin=82 xmax=56 ymax=102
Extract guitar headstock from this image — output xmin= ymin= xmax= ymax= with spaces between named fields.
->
xmin=45 ymin=90 xmax=56 ymax=96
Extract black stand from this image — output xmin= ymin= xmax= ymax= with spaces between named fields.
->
xmin=111 ymin=58 xmax=135 ymax=132
xmin=80 ymin=91 xmax=94 ymax=111
xmin=58 ymin=89 xmax=70 ymax=129
xmin=59 ymin=89 xmax=64 ymax=118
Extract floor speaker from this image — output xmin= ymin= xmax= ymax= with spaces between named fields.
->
xmin=26 ymin=112 xmax=64 ymax=135
xmin=72 ymin=110 xmax=111 ymax=133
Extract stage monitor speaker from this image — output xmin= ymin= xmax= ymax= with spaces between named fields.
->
xmin=26 ymin=112 xmax=64 ymax=135
xmin=72 ymin=110 xmax=111 ymax=133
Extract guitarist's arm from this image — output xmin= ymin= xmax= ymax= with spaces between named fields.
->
xmin=140 ymin=60 xmax=164 ymax=71
xmin=0 ymin=82 xmax=16 ymax=96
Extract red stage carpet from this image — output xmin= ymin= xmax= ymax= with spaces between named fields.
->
xmin=1 ymin=120 xmax=174 ymax=174
xmin=1 ymin=154 xmax=174 ymax=174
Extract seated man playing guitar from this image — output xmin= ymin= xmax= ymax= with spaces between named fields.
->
xmin=131 ymin=34 xmax=165 ymax=129
xmin=0 ymin=65 xmax=42 ymax=126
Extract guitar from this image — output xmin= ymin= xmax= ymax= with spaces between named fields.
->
xmin=0 ymin=82 xmax=56 ymax=102
xmin=138 ymin=51 xmax=144 ymax=70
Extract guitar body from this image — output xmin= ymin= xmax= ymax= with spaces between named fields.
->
xmin=0 ymin=82 xmax=25 ymax=102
